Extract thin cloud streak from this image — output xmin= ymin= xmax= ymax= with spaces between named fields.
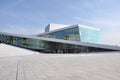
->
xmin=73 ymin=16 xmax=120 ymax=28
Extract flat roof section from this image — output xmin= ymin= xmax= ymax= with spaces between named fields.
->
xmin=78 ymin=24 xmax=100 ymax=31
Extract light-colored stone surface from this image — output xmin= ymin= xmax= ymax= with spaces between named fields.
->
xmin=0 ymin=43 xmax=35 ymax=57
xmin=0 ymin=51 xmax=120 ymax=80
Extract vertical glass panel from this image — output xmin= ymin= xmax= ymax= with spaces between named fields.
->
xmin=79 ymin=27 xmax=101 ymax=44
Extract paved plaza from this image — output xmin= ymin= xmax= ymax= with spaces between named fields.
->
xmin=0 ymin=43 xmax=34 ymax=57
xmin=0 ymin=44 xmax=120 ymax=80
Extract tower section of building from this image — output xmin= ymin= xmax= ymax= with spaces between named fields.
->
xmin=39 ymin=24 xmax=101 ymax=44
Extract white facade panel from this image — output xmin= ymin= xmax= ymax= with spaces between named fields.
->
xmin=45 ymin=23 xmax=69 ymax=32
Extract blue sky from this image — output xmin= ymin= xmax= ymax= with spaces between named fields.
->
xmin=0 ymin=0 xmax=120 ymax=45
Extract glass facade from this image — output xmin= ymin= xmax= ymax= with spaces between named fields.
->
xmin=39 ymin=26 xmax=101 ymax=44
xmin=40 ymin=27 xmax=80 ymax=41
xmin=0 ymin=34 xmax=116 ymax=53
xmin=79 ymin=27 xmax=101 ymax=44
xmin=0 ymin=24 xmax=114 ymax=53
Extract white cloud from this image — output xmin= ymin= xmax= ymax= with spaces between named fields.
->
xmin=73 ymin=17 xmax=91 ymax=23
xmin=73 ymin=16 xmax=120 ymax=27
xmin=102 ymin=32 xmax=120 ymax=46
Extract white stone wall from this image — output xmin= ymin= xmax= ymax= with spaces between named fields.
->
xmin=45 ymin=23 xmax=69 ymax=32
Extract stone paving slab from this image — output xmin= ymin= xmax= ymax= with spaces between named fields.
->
xmin=0 ymin=43 xmax=35 ymax=57
xmin=0 ymin=52 xmax=120 ymax=80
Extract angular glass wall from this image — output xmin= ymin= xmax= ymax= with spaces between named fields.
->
xmin=39 ymin=25 xmax=102 ymax=44
xmin=41 ymin=27 xmax=80 ymax=41
xmin=0 ymin=33 xmax=117 ymax=53
xmin=79 ymin=26 xmax=102 ymax=44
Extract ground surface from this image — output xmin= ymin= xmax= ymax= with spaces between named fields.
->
xmin=0 ymin=44 xmax=120 ymax=80
xmin=0 ymin=43 xmax=35 ymax=57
